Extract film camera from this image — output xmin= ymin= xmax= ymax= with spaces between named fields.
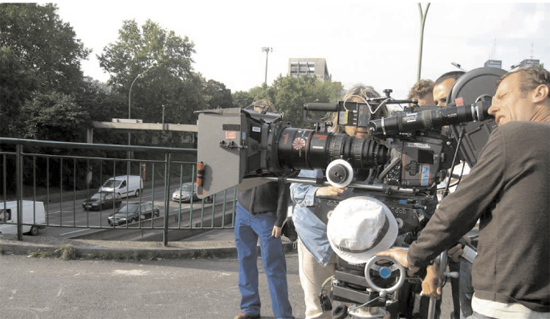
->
xmin=194 ymin=67 xmax=505 ymax=318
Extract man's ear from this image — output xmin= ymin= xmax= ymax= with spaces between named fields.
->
xmin=532 ymin=84 xmax=549 ymax=104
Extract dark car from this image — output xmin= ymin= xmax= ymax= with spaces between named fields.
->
xmin=107 ymin=202 xmax=160 ymax=226
xmin=82 ymin=192 xmax=122 ymax=211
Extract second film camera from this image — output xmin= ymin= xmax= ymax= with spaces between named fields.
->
xmin=195 ymin=67 xmax=504 ymax=319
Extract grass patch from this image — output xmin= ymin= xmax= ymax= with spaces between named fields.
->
xmin=28 ymin=249 xmax=58 ymax=258
xmin=27 ymin=244 xmax=78 ymax=260
xmin=55 ymin=244 xmax=77 ymax=260
xmin=146 ymin=251 xmax=158 ymax=261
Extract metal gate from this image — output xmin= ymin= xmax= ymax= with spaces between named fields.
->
xmin=0 ymin=138 xmax=237 ymax=246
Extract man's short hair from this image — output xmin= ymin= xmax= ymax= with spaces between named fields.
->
xmin=407 ymin=79 xmax=435 ymax=100
xmin=498 ymin=66 xmax=550 ymax=97
xmin=434 ymin=71 xmax=465 ymax=85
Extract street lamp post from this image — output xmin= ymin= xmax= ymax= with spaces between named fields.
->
xmin=262 ymin=47 xmax=272 ymax=85
xmin=162 ymin=104 xmax=165 ymax=127
xmin=417 ymin=3 xmax=430 ymax=81
xmin=127 ymin=65 xmax=156 ymax=149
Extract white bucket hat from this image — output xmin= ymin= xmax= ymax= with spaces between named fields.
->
xmin=327 ymin=196 xmax=398 ymax=265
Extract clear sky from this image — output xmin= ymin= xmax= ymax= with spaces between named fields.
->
xmin=53 ymin=1 xmax=549 ymax=99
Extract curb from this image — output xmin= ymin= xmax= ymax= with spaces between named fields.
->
xmin=0 ymin=234 xmax=297 ymax=261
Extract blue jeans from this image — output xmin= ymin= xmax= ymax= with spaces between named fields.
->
xmin=235 ymin=202 xmax=294 ymax=319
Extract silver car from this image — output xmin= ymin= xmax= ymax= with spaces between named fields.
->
xmin=172 ymin=182 xmax=199 ymax=202
xmin=172 ymin=182 xmax=212 ymax=203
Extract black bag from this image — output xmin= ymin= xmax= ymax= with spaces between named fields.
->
xmin=281 ymin=217 xmax=298 ymax=242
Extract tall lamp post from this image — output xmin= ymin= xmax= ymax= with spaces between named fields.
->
xmin=127 ymin=64 xmax=156 ymax=150
xmin=417 ymin=3 xmax=430 ymax=81
xmin=262 ymin=47 xmax=272 ymax=85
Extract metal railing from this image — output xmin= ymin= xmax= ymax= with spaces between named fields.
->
xmin=0 ymin=138 xmax=237 ymax=246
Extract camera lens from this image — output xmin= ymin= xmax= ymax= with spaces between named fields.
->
xmin=275 ymin=128 xmax=387 ymax=172
xmin=368 ymin=102 xmax=493 ymax=137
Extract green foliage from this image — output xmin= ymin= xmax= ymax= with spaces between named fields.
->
xmin=232 ymin=91 xmax=254 ymax=108
xmin=0 ymin=3 xmax=90 ymax=95
xmin=0 ymin=3 xmax=92 ymax=141
xmin=231 ymin=76 xmax=343 ymax=128
xmin=22 ymin=92 xmax=91 ymax=141
xmin=0 ymin=46 xmax=37 ymax=137
xmin=263 ymin=75 xmax=343 ymax=128
xmin=75 ymin=81 xmax=126 ymax=122
xmin=98 ymin=19 xmax=208 ymax=126
xmin=202 ymin=79 xmax=234 ymax=109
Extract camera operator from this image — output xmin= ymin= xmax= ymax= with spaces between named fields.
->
xmin=432 ymin=69 xmax=474 ymax=319
xmin=290 ymin=85 xmax=390 ymax=319
xmin=377 ymin=66 xmax=550 ymax=319
xmin=408 ymin=79 xmax=436 ymax=106
xmin=434 ymin=71 xmax=465 ymax=107
xmin=406 ymin=77 xmax=447 ymax=318
xmin=234 ymin=100 xmax=295 ymax=319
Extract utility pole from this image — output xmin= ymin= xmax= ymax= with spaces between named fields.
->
xmin=417 ymin=3 xmax=430 ymax=81
xmin=262 ymin=47 xmax=272 ymax=85
xmin=127 ymin=63 xmax=156 ymax=158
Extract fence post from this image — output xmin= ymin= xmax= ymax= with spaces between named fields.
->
xmin=163 ymin=152 xmax=172 ymax=246
xmin=16 ymin=144 xmax=23 ymax=241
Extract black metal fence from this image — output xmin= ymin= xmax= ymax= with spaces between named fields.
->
xmin=0 ymin=138 xmax=237 ymax=246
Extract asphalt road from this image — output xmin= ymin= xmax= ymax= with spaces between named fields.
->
xmin=0 ymin=251 xmax=454 ymax=319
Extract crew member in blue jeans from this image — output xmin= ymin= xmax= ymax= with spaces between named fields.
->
xmin=234 ymin=180 xmax=294 ymax=319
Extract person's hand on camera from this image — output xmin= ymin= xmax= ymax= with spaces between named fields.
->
xmin=315 ymin=185 xmax=347 ymax=197
xmin=422 ymin=264 xmax=442 ymax=299
xmin=375 ymin=248 xmax=420 ymax=274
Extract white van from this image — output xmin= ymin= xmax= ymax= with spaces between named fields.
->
xmin=98 ymin=175 xmax=143 ymax=198
xmin=0 ymin=200 xmax=46 ymax=236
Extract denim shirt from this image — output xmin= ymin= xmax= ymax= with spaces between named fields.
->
xmin=290 ymin=169 xmax=354 ymax=266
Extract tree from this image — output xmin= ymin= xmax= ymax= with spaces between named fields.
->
xmin=98 ymin=19 xmax=207 ymax=126
xmin=202 ymin=79 xmax=233 ymax=109
xmin=75 ymin=81 xmax=126 ymax=122
xmin=0 ymin=3 xmax=92 ymax=141
xmin=0 ymin=3 xmax=90 ymax=95
xmin=270 ymin=75 xmax=343 ymax=128
xmin=232 ymin=91 xmax=254 ymax=108
xmin=0 ymin=46 xmax=37 ymax=137
xmin=0 ymin=3 xmax=94 ymax=194
xmin=22 ymin=92 xmax=91 ymax=142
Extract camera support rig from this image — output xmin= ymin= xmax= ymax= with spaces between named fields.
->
xmin=194 ymin=67 xmax=506 ymax=319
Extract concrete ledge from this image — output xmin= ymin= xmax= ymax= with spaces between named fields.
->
xmin=0 ymin=234 xmax=296 ymax=260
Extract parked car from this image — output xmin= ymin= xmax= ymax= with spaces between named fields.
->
xmin=172 ymin=182 xmax=213 ymax=203
xmin=107 ymin=202 xmax=160 ymax=226
xmin=82 ymin=192 xmax=122 ymax=211
xmin=0 ymin=200 xmax=46 ymax=236
xmin=98 ymin=175 xmax=143 ymax=198
xmin=172 ymin=182 xmax=199 ymax=202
